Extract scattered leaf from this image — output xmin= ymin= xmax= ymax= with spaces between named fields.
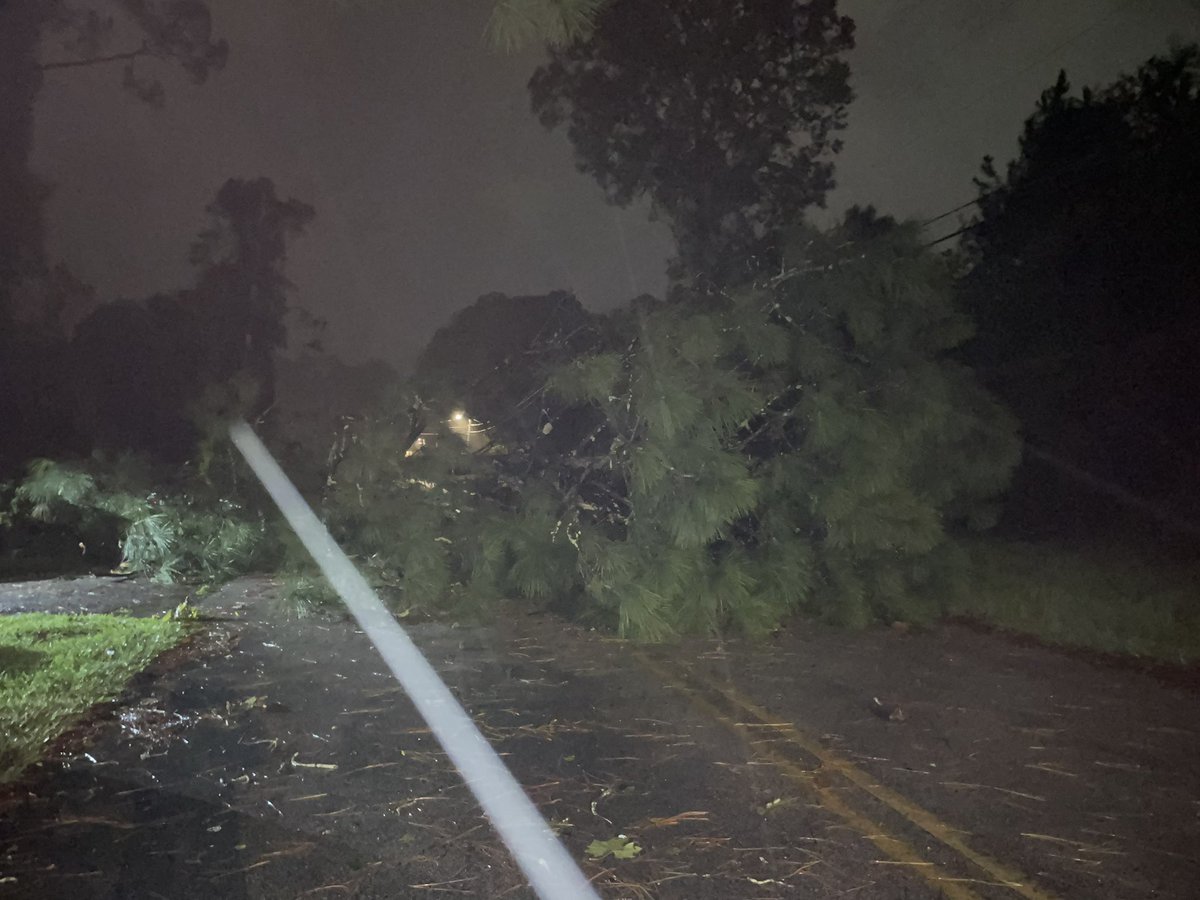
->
xmin=586 ymin=836 xmax=642 ymax=860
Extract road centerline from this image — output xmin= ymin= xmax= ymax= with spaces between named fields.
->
xmin=633 ymin=650 xmax=986 ymax=900
xmin=653 ymin=651 xmax=1061 ymax=900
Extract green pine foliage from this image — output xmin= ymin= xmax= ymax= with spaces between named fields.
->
xmin=314 ymin=224 xmax=1019 ymax=639
xmin=307 ymin=401 xmax=583 ymax=616
xmin=10 ymin=456 xmax=267 ymax=583
xmin=298 ymin=396 xmax=583 ymax=617
xmin=314 ymin=411 xmax=480 ymax=610
xmin=521 ymin=223 xmax=1019 ymax=636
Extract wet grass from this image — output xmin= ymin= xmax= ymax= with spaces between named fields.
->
xmin=0 ymin=613 xmax=186 ymax=783
xmin=949 ymin=538 xmax=1200 ymax=665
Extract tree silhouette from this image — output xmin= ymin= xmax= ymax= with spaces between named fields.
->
xmin=0 ymin=1 xmax=227 ymax=474
xmin=415 ymin=290 xmax=598 ymax=437
xmin=529 ymin=0 xmax=854 ymax=283
xmin=63 ymin=180 xmax=314 ymax=461
xmin=189 ymin=178 xmax=316 ymax=412
xmin=962 ymin=45 xmax=1200 ymax=532
xmin=39 ymin=0 xmax=228 ymax=106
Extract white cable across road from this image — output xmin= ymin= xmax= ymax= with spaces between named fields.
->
xmin=229 ymin=421 xmax=600 ymax=900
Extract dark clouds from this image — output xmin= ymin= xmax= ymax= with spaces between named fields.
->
xmin=31 ymin=0 xmax=1199 ymax=368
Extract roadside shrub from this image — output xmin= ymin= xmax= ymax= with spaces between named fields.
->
xmin=950 ymin=538 xmax=1200 ymax=664
xmin=9 ymin=455 xmax=269 ymax=584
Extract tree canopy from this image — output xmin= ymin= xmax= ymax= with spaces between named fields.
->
xmin=63 ymin=179 xmax=313 ymax=462
xmin=415 ymin=290 xmax=599 ymax=437
xmin=188 ymin=177 xmax=315 ymax=411
xmin=40 ymin=0 xmax=228 ymax=106
xmin=961 ymin=44 xmax=1200 ymax=529
xmin=529 ymin=0 xmax=854 ymax=284
xmin=0 ymin=0 xmax=228 ymax=475
xmin=965 ymin=45 xmax=1200 ymax=362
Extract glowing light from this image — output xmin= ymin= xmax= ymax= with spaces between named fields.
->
xmin=229 ymin=421 xmax=598 ymax=900
xmin=451 ymin=410 xmax=465 ymax=421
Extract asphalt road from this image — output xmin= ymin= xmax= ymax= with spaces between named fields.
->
xmin=1 ymin=576 xmax=1197 ymax=898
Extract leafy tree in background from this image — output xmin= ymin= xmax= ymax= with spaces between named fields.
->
xmin=328 ymin=0 xmax=605 ymax=51
xmin=70 ymin=294 xmax=210 ymax=461
xmin=65 ymin=178 xmax=314 ymax=462
xmin=1 ymin=0 xmax=227 ymax=310
xmin=529 ymin=0 xmax=854 ymax=284
xmin=189 ymin=177 xmax=316 ymax=412
xmin=39 ymin=0 xmax=228 ymax=105
xmin=961 ymin=44 xmax=1200 ymax=532
xmin=0 ymin=0 xmax=227 ymax=476
xmin=414 ymin=290 xmax=601 ymax=441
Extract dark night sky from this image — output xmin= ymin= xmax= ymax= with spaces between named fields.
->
xmin=31 ymin=0 xmax=1200 ymax=370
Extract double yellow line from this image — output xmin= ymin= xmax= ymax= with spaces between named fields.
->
xmin=633 ymin=651 xmax=1058 ymax=900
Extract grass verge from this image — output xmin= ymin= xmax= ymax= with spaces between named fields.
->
xmin=949 ymin=538 xmax=1200 ymax=665
xmin=0 ymin=613 xmax=186 ymax=784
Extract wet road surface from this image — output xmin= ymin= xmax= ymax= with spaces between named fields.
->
xmin=1 ymin=576 xmax=1197 ymax=898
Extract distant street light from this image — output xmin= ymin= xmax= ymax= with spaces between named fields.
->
xmin=447 ymin=409 xmax=490 ymax=451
